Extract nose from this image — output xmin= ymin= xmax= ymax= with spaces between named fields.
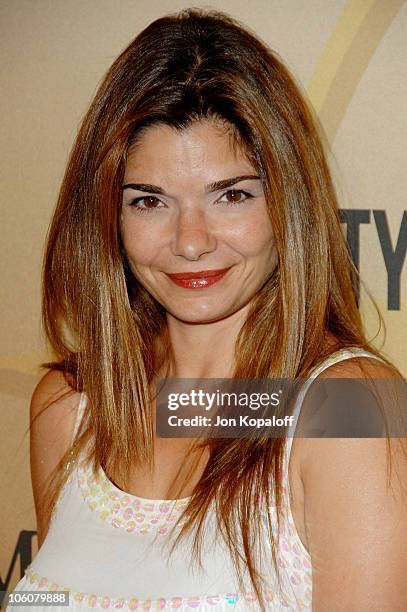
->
xmin=171 ymin=208 xmax=217 ymax=261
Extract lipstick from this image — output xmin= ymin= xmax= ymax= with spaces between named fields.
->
xmin=165 ymin=267 xmax=231 ymax=289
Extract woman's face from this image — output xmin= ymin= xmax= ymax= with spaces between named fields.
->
xmin=120 ymin=119 xmax=277 ymax=324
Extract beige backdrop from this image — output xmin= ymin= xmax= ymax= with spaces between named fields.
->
xmin=1 ymin=0 xmax=406 ymax=599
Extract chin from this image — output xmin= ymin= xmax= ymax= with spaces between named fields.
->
xmin=167 ymin=305 xmax=232 ymax=324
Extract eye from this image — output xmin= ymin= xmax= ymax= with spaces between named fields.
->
xmin=216 ymin=189 xmax=253 ymax=206
xmin=126 ymin=195 xmax=164 ymax=213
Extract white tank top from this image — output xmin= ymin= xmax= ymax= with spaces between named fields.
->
xmin=7 ymin=348 xmax=384 ymax=611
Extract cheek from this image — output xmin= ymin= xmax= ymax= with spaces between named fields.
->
xmin=227 ymin=211 xmax=275 ymax=257
xmin=121 ymin=219 xmax=160 ymax=267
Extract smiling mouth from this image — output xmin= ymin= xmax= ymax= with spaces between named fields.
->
xmin=165 ymin=267 xmax=232 ymax=289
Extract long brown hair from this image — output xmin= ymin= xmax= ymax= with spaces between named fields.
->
xmin=38 ymin=8 xmax=401 ymax=609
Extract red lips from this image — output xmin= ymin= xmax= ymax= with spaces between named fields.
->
xmin=166 ymin=267 xmax=231 ymax=280
xmin=165 ymin=266 xmax=232 ymax=289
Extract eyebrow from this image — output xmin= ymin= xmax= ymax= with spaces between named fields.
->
xmin=121 ymin=175 xmax=261 ymax=195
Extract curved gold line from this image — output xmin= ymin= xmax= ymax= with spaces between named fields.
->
xmin=307 ymin=0 xmax=375 ymax=112
xmin=307 ymin=0 xmax=406 ymax=142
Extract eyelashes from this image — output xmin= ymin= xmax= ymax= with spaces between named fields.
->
xmin=127 ymin=195 xmax=162 ymax=213
xmin=125 ymin=189 xmax=254 ymax=215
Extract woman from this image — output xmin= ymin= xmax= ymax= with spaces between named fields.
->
xmin=7 ymin=8 xmax=407 ymax=612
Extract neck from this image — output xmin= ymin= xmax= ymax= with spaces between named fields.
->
xmin=164 ymin=304 xmax=250 ymax=379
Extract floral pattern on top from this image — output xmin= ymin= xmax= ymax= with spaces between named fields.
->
xmin=22 ymin=565 xmax=301 ymax=610
xmin=77 ymin=458 xmax=191 ymax=534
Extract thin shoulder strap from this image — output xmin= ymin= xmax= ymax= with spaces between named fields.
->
xmin=69 ymin=390 xmax=88 ymax=447
xmin=285 ymin=347 xmax=386 ymax=462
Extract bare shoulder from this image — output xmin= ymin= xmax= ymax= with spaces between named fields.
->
xmin=316 ymin=354 xmax=399 ymax=379
xmin=30 ymin=369 xmax=82 ymax=546
xmin=294 ymin=355 xmax=400 ymax=467
xmin=30 ymin=368 xmax=82 ymax=444
xmin=295 ymin=355 xmax=407 ymax=609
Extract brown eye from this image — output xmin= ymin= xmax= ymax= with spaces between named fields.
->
xmin=139 ymin=196 xmax=160 ymax=208
xmin=217 ymin=189 xmax=253 ymax=206
xmin=128 ymin=195 xmax=164 ymax=213
xmin=226 ymin=190 xmax=243 ymax=202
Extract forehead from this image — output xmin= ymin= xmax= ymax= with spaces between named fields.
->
xmin=124 ymin=119 xmax=255 ymax=183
